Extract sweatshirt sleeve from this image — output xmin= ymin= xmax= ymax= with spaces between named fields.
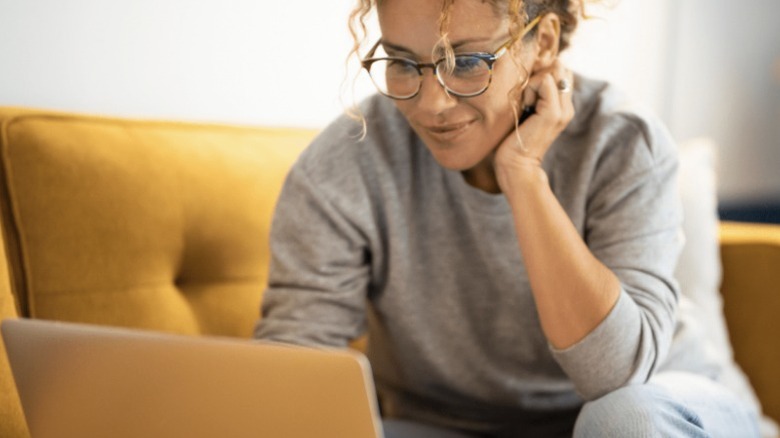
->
xmin=550 ymin=113 xmax=684 ymax=400
xmin=253 ymin=157 xmax=371 ymax=348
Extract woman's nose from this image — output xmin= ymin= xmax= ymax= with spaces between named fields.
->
xmin=415 ymin=69 xmax=458 ymax=113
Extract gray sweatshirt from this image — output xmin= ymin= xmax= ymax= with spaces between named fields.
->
xmin=255 ymin=75 xmax=719 ymax=430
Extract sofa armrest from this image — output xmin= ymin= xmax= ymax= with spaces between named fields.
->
xmin=719 ymin=221 xmax=780 ymax=424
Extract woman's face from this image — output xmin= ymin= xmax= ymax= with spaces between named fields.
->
xmin=377 ymin=0 xmax=533 ymax=173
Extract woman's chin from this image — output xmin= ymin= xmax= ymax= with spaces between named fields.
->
xmin=418 ymin=135 xmax=484 ymax=171
xmin=427 ymin=147 xmax=483 ymax=172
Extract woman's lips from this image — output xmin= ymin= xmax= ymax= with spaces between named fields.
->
xmin=421 ymin=120 xmax=474 ymax=142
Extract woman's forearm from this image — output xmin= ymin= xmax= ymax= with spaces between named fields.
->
xmin=502 ymin=164 xmax=621 ymax=350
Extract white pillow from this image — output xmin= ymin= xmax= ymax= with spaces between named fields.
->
xmin=675 ymin=138 xmax=728 ymax=361
xmin=675 ymin=138 xmax=777 ymax=438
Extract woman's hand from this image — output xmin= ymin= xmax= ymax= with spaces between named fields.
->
xmin=495 ymin=60 xmax=575 ymax=192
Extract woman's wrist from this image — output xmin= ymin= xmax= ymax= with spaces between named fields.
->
xmin=496 ymin=157 xmax=549 ymax=197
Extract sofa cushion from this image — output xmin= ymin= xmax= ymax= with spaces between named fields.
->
xmin=676 ymin=139 xmax=734 ymax=364
xmin=0 ymin=108 xmax=315 ymax=337
xmin=720 ymin=222 xmax=780 ymax=435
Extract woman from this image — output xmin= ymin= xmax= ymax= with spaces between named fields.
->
xmin=256 ymin=0 xmax=760 ymax=436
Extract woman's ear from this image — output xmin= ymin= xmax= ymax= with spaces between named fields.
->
xmin=530 ymin=14 xmax=561 ymax=72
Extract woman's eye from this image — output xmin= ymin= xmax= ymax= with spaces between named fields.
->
xmin=453 ymin=56 xmax=486 ymax=76
xmin=387 ymin=60 xmax=418 ymax=75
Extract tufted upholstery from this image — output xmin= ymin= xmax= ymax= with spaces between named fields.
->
xmin=0 ymin=108 xmax=315 ymax=332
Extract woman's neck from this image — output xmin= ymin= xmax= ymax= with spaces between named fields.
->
xmin=462 ymin=154 xmax=501 ymax=194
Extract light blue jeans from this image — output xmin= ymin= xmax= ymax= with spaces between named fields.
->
xmin=382 ymin=372 xmax=760 ymax=438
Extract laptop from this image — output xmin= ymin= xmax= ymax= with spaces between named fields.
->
xmin=1 ymin=318 xmax=384 ymax=438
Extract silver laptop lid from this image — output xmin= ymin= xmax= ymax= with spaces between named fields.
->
xmin=2 ymin=318 xmax=383 ymax=438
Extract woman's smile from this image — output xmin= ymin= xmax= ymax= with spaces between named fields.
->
xmin=419 ymin=119 xmax=476 ymax=144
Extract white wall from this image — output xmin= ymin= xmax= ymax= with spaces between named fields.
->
xmin=0 ymin=0 xmax=670 ymax=127
xmin=1 ymin=0 xmax=778 ymax=202
xmin=563 ymin=0 xmax=675 ymax=121
xmin=667 ymin=0 xmax=780 ymax=202
xmin=0 ymin=0 xmax=373 ymax=127
xmin=571 ymin=0 xmax=780 ymax=202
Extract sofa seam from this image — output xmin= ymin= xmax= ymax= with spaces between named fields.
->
xmin=0 ymin=113 xmax=35 ymax=317
xmin=31 ymin=276 xmax=265 ymax=297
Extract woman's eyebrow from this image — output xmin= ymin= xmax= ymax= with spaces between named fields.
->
xmin=380 ymin=40 xmax=414 ymax=55
xmin=450 ymin=37 xmax=493 ymax=49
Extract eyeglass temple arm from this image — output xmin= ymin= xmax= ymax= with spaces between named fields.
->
xmin=362 ymin=40 xmax=382 ymax=65
xmin=523 ymin=15 xmax=542 ymax=37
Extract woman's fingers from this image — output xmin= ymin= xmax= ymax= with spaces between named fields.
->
xmin=557 ymin=67 xmax=575 ymax=126
xmin=494 ymin=62 xmax=575 ymax=190
xmin=534 ymin=73 xmax=562 ymax=119
xmin=523 ymin=61 xmax=572 ymax=124
xmin=509 ymin=61 xmax=575 ymax=161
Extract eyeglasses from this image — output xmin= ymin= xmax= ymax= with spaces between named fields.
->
xmin=361 ymin=16 xmax=541 ymax=100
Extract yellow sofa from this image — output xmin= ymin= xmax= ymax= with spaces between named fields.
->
xmin=0 ymin=107 xmax=778 ymax=437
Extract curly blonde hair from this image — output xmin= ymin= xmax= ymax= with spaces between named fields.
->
xmin=348 ymin=0 xmax=585 ymax=69
xmin=345 ymin=0 xmax=590 ymax=135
